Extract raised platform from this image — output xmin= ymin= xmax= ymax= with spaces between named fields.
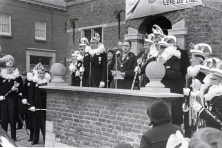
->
xmin=41 ymin=86 xmax=183 ymax=147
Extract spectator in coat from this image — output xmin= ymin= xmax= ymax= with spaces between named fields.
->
xmin=111 ymin=40 xmax=138 ymax=89
xmin=139 ymin=99 xmax=183 ymax=148
xmin=83 ymin=33 xmax=107 ymax=87
xmin=0 ymin=56 xmax=23 ymax=141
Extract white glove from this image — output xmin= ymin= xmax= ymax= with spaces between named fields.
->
xmin=11 ymin=86 xmax=18 ymax=92
xmin=204 ymin=93 xmax=214 ymax=101
xmin=99 ymin=81 xmax=105 ymax=88
xmin=75 ymin=71 xmax=80 ymax=77
xmin=183 ymin=88 xmax=191 ymax=96
xmin=134 ymin=66 xmax=141 ymax=74
xmin=79 ymin=67 xmax=85 ymax=73
xmin=30 ymin=106 xmax=35 ymax=112
xmin=0 ymin=96 xmax=5 ymax=101
xmin=190 ymin=99 xmax=202 ymax=112
xmin=22 ymin=99 xmax=27 ymax=104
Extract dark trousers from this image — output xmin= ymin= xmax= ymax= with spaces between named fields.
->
xmin=32 ymin=111 xmax=46 ymax=143
xmin=1 ymin=100 xmax=17 ymax=141
xmin=171 ymin=97 xmax=184 ymax=126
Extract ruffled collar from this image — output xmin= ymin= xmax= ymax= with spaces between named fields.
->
xmin=89 ymin=43 xmax=106 ymax=57
xmin=204 ymin=84 xmax=222 ymax=101
xmin=27 ymin=72 xmax=51 ymax=85
xmin=158 ymin=46 xmax=181 ymax=64
xmin=1 ymin=68 xmax=20 ymax=80
xmin=187 ymin=65 xmax=200 ymax=78
xmin=77 ymin=54 xmax=84 ymax=61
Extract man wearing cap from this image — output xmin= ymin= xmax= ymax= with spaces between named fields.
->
xmin=191 ymin=68 xmax=222 ymax=130
xmin=28 ymin=63 xmax=51 ymax=145
xmin=70 ymin=38 xmax=89 ymax=86
xmin=183 ymin=48 xmax=207 ymax=137
xmin=164 ymin=35 xmax=190 ymax=80
xmin=137 ymin=33 xmax=155 ymax=87
xmin=83 ymin=33 xmax=107 ymax=88
xmin=0 ymin=56 xmax=23 ymax=141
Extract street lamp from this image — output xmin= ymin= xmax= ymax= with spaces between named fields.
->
xmin=114 ymin=10 xmax=124 ymax=40
xmin=65 ymin=18 xmax=78 ymax=43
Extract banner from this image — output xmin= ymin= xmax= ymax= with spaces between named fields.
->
xmin=126 ymin=0 xmax=202 ymax=20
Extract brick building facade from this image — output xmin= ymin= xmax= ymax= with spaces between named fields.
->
xmin=66 ymin=0 xmax=222 ymax=58
xmin=0 ymin=0 xmax=67 ymax=72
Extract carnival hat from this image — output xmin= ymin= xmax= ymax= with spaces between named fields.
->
xmin=204 ymin=57 xmax=221 ymax=69
xmin=33 ymin=62 xmax=44 ymax=72
xmin=194 ymin=71 xmax=206 ymax=84
xmin=79 ymin=37 xmax=89 ymax=46
xmin=158 ymin=38 xmax=169 ymax=48
xmin=90 ymin=33 xmax=100 ymax=42
xmin=107 ymin=48 xmax=115 ymax=54
xmin=144 ymin=33 xmax=155 ymax=44
xmin=152 ymin=24 xmax=165 ymax=38
xmin=0 ymin=55 xmax=15 ymax=66
xmin=190 ymin=50 xmax=206 ymax=60
xmin=195 ymin=43 xmax=212 ymax=55
xmin=199 ymin=65 xmax=212 ymax=75
xmin=164 ymin=35 xmax=177 ymax=45
xmin=210 ymin=68 xmax=222 ymax=82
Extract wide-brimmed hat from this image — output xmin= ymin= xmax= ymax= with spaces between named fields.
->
xmin=79 ymin=37 xmax=89 ymax=46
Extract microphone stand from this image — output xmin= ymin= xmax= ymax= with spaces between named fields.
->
xmin=115 ymin=53 xmax=118 ymax=89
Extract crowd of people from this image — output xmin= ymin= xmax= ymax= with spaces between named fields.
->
xmin=0 ymin=55 xmax=50 ymax=145
xmin=0 ymin=24 xmax=221 ymax=147
xmin=70 ymin=24 xmax=222 ymax=147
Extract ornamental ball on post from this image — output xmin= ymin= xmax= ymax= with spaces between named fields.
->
xmin=50 ymin=63 xmax=66 ymax=83
xmin=145 ymin=61 xmax=165 ymax=88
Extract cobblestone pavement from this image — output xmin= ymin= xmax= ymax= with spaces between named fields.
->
xmin=8 ymin=127 xmax=44 ymax=147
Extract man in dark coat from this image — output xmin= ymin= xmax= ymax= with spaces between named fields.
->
xmin=21 ymin=71 xmax=35 ymax=140
xmin=71 ymin=38 xmax=88 ymax=87
xmin=28 ymin=63 xmax=51 ymax=145
xmin=111 ymin=40 xmax=138 ymax=89
xmin=138 ymin=39 xmax=184 ymax=125
xmin=139 ymin=99 xmax=183 ymax=148
xmin=83 ymin=33 xmax=107 ymax=88
xmin=0 ymin=56 xmax=23 ymax=141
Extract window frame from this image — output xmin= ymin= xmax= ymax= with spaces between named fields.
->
xmin=0 ymin=14 xmax=12 ymax=36
xmin=35 ymin=20 xmax=47 ymax=41
xmin=81 ymin=27 xmax=103 ymax=43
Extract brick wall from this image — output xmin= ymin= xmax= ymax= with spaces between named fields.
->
xmin=67 ymin=0 xmax=222 ymax=59
xmin=66 ymin=0 xmax=126 ymax=55
xmin=0 ymin=0 xmax=67 ymax=72
xmin=46 ymin=89 xmax=174 ymax=148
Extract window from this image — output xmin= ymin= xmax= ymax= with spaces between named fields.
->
xmin=35 ymin=21 xmax=46 ymax=40
xmin=0 ymin=14 xmax=11 ymax=36
xmin=82 ymin=27 xmax=103 ymax=43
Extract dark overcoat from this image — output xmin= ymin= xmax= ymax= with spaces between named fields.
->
xmin=29 ymin=82 xmax=47 ymax=143
xmin=0 ymin=74 xmax=23 ymax=140
xmin=83 ymin=51 xmax=107 ymax=87
xmin=71 ymin=60 xmax=83 ymax=86
xmin=111 ymin=52 xmax=138 ymax=89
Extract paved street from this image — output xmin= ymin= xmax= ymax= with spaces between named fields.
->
xmin=8 ymin=127 xmax=44 ymax=147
